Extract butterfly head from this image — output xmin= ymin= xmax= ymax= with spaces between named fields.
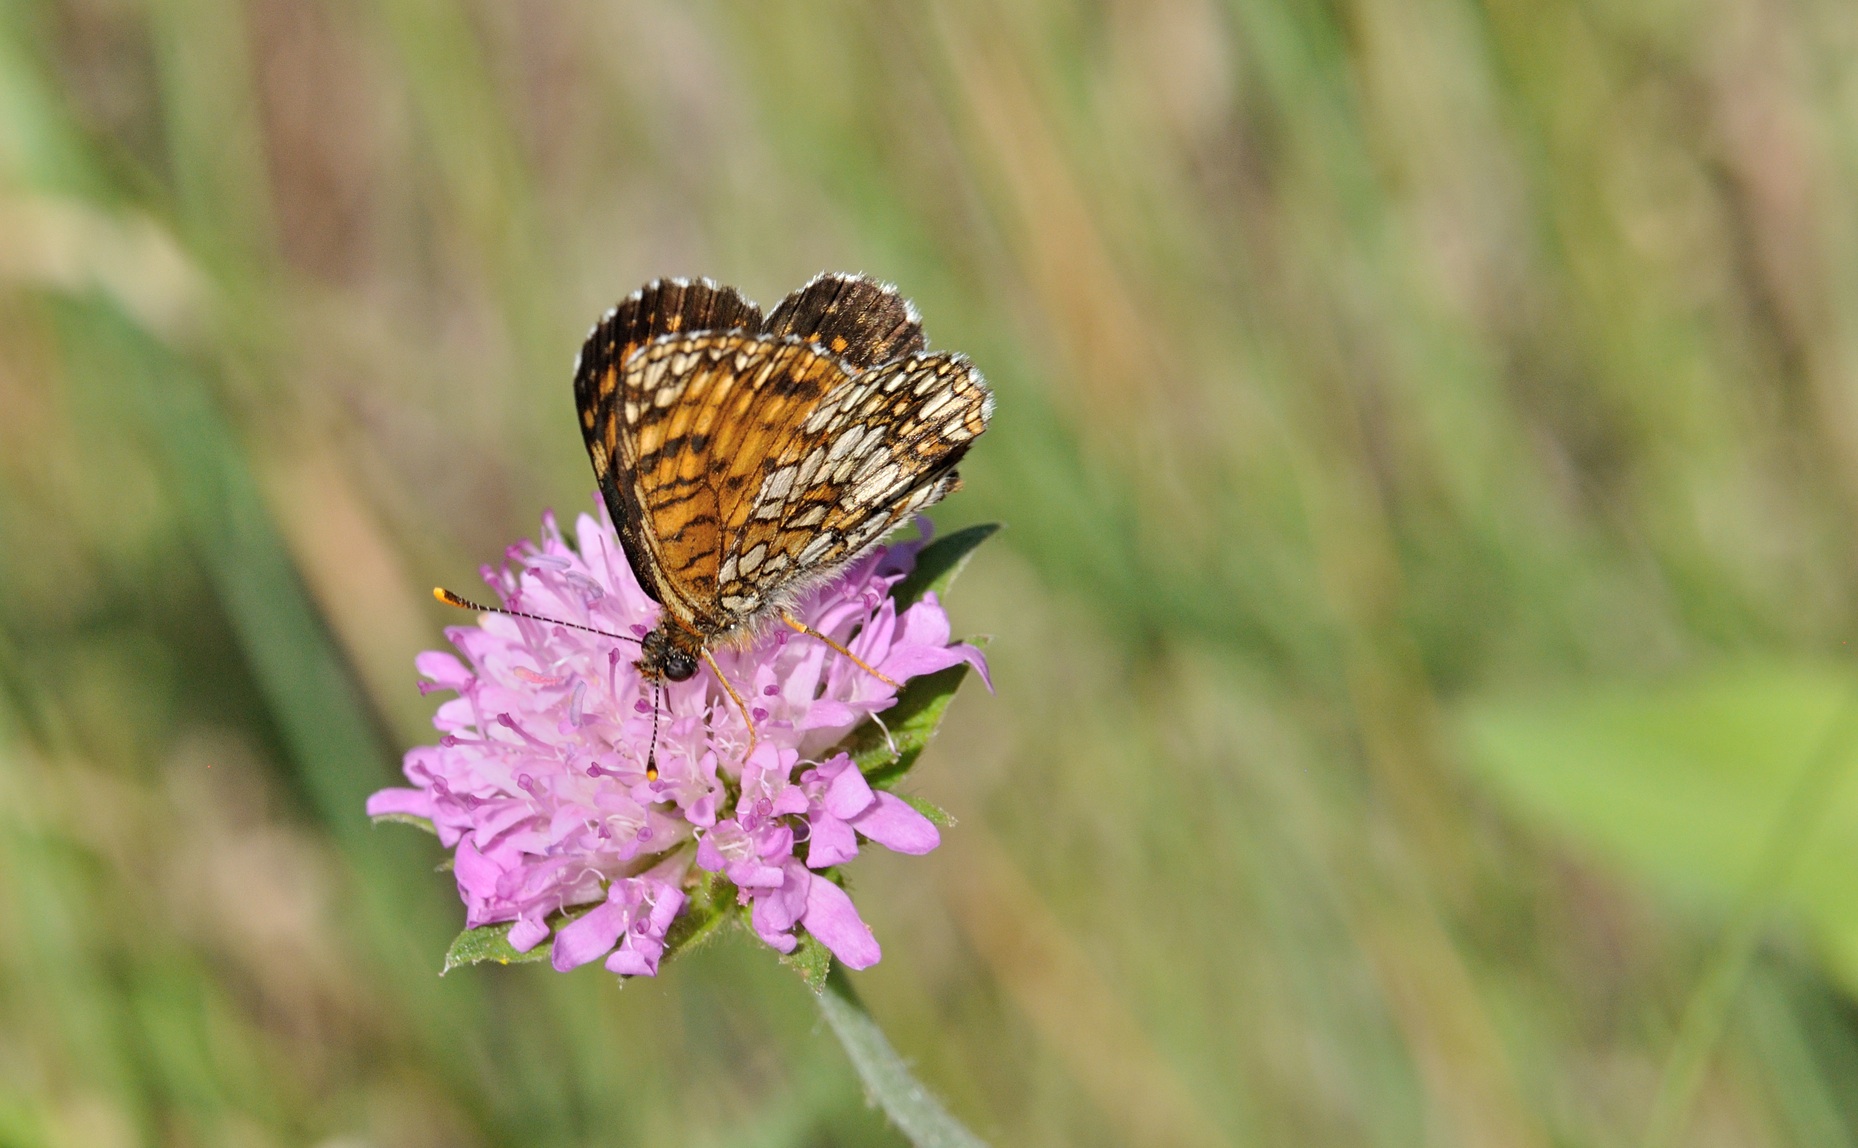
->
xmin=638 ymin=626 xmax=701 ymax=683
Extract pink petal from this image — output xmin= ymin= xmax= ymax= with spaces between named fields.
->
xmin=750 ymin=868 xmax=808 ymax=953
xmin=605 ymin=944 xmax=660 ymax=976
xmin=508 ymin=915 xmax=550 ymax=953
xmin=850 ymin=792 xmax=940 ymax=855
xmin=415 ymin=650 xmax=473 ymax=688
xmin=806 ymin=813 xmax=859 ymax=868
xmin=796 ymin=700 xmax=859 ymax=731
xmin=874 ymin=644 xmax=969 ymax=681
xmin=821 ymin=758 xmax=876 ymax=820
xmin=770 ymin=787 xmax=810 ymax=817
xmin=366 ymin=787 xmax=435 ymax=820
xmin=550 ymin=898 xmax=628 ymax=971
xmin=452 ymin=838 xmax=502 ymax=904
xmin=645 ymin=884 xmax=686 ymax=933
xmin=802 ymin=872 xmax=881 ymax=969
xmin=895 ymin=595 xmax=952 ymax=649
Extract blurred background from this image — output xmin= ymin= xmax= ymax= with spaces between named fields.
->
xmin=6 ymin=0 xmax=1858 ymax=1144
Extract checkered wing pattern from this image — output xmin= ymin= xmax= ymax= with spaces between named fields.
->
xmin=575 ymin=279 xmax=764 ymax=606
xmin=573 ymin=273 xmax=992 ymax=644
xmin=598 ymin=331 xmax=989 ymax=638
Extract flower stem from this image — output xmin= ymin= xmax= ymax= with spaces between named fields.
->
xmin=817 ymin=964 xmax=988 ymax=1147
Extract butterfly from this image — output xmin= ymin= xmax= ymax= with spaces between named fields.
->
xmin=556 ymin=273 xmax=992 ymax=768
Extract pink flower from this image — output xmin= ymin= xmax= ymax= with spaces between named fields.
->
xmin=691 ymin=748 xmax=939 ymax=968
xmin=368 ymin=501 xmax=983 ymax=975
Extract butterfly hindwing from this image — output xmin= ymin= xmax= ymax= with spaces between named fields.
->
xmin=764 ymin=273 xmax=925 ymax=370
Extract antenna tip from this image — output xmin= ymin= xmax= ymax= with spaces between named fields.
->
xmin=434 ymin=587 xmax=472 ymax=609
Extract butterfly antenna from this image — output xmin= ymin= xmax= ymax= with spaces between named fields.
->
xmin=433 ymin=587 xmax=642 ymax=646
xmin=645 ymin=679 xmax=662 ymax=782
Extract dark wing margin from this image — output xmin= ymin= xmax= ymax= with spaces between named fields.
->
xmin=574 ymin=278 xmax=763 ymax=442
xmin=573 ymin=279 xmax=764 ymax=605
xmin=763 ymin=273 xmax=925 ymax=370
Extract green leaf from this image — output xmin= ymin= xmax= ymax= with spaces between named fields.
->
xmin=890 ymin=523 xmax=998 ymax=609
xmin=781 ymin=930 xmax=833 ymax=993
xmin=370 ymin=812 xmax=438 ymax=835
xmin=817 ymin=964 xmax=988 ymax=1146
xmin=830 ymin=662 xmax=970 ymax=788
xmin=441 ymin=903 xmax=597 ymax=973
xmin=1454 ymin=662 xmax=1858 ymax=992
xmin=442 ymin=921 xmax=553 ymax=973
xmin=900 ymin=794 xmax=957 ymax=828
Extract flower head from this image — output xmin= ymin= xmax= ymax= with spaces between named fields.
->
xmin=368 ymin=503 xmax=985 ymax=973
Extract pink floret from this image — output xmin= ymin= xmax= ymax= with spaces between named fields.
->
xmin=371 ymin=502 xmax=981 ymax=975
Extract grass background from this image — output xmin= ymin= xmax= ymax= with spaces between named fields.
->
xmin=5 ymin=0 xmax=1858 ymax=1144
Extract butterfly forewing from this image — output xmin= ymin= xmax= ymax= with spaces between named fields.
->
xmin=615 ymin=335 xmax=848 ymax=629
xmin=575 ymin=279 xmax=764 ymax=605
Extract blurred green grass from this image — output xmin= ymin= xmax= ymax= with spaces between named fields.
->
xmin=6 ymin=0 xmax=1858 ymax=1144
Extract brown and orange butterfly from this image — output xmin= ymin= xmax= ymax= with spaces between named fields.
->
xmin=529 ymin=273 xmax=991 ymax=765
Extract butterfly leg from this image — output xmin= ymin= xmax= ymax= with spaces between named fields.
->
xmin=700 ymin=649 xmax=759 ymax=763
xmin=780 ymin=611 xmax=902 ymax=689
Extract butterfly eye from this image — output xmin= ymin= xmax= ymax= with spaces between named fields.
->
xmin=662 ymin=648 xmax=699 ymax=682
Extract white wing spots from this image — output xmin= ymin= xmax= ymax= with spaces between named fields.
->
xmin=943 ymin=417 xmax=976 ymax=442
xmin=851 ymin=446 xmax=892 ymax=483
xmin=738 ymin=543 xmax=768 ymax=575
xmin=801 ymin=401 xmax=837 ymax=434
xmin=652 ymin=382 xmax=682 ymax=408
xmin=624 ymin=399 xmax=641 ymax=425
xmin=919 ymin=388 xmax=961 ymax=422
xmin=829 ymin=423 xmax=879 ymax=462
xmin=848 ymin=514 xmax=891 ymax=548
xmin=762 ymin=553 xmax=790 ymax=576
xmin=794 ymin=445 xmax=829 ymax=488
xmin=789 ymin=504 xmax=826 ymax=528
xmin=718 ymin=554 xmax=739 ymax=584
xmin=912 ymin=371 xmax=940 ymax=396
xmin=797 ymin=532 xmax=838 ymax=566
xmin=721 ymin=593 xmax=761 ymax=614
xmin=641 ymin=355 xmax=670 ymax=393
xmin=755 ymin=464 xmax=796 ymax=506
xmin=850 ymin=463 xmax=901 ymax=506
